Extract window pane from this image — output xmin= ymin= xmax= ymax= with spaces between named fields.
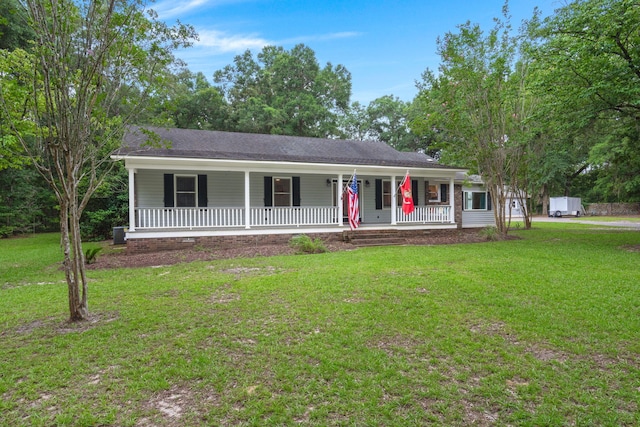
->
xmin=274 ymin=178 xmax=290 ymax=193
xmin=464 ymin=192 xmax=487 ymax=210
xmin=176 ymin=193 xmax=196 ymax=207
xmin=176 ymin=176 xmax=195 ymax=192
xmin=274 ymin=194 xmax=290 ymax=207
xmin=472 ymin=192 xmax=486 ymax=209
xmin=464 ymin=192 xmax=472 ymax=210
xmin=428 ymin=185 xmax=439 ymax=201
xmin=383 ymin=181 xmax=391 ymax=208
xmin=273 ymin=177 xmax=291 ymax=207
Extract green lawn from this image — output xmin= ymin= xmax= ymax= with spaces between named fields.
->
xmin=1 ymin=224 xmax=639 ymax=426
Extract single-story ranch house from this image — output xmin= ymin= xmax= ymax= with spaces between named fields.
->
xmin=113 ymin=127 xmax=495 ymax=253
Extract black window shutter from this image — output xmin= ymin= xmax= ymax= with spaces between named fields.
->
xmin=412 ymin=180 xmax=418 ymax=205
xmin=487 ymin=191 xmax=492 ymax=210
xmin=164 ymin=174 xmax=174 ymax=207
xmin=440 ymin=183 xmax=448 ymax=203
xmin=292 ymin=176 xmax=301 ymax=206
xmin=198 ymin=174 xmax=208 ymax=207
xmin=375 ymin=179 xmax=382 ymax=210
xmin=264 ymin=176 xmax=273 ymax=207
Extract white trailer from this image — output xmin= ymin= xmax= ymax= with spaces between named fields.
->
xmin=549 ymin=197 xmax=585 ymax=217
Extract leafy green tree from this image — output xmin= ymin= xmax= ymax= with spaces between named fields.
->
xmin=414 ymin=7 xmax=535 ymax=233
xmin=336 ymin=101 xmax=370 ymax=140
xmin=0 ymin=0 xmax=35 ymax=50
xmin=214 ymin=44 xmax=351 ymax=137
xmin=0 ymin=0 xmax=196 ymax=321
xmin=365 ymin=95 xmax=413 ymax=150
xmin=80 ymin=163 xmax=130 ymax=240
xmin=0 ymin=167 xmax=57 ymax=236
xmin=0 ymin=48 xmax=36 ymax=171
xmin=170 ymin=72 xmax=229 ymax=130
xmin=530 ymin=0 xmax=640 ymax=202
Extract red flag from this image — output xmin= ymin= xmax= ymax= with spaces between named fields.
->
xmin=400 ymin=173 xmax=414 ymax=215
xmin=347 ymin=174 xmax=359 ymax=230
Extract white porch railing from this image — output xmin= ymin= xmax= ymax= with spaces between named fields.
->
xmin=136 ymin=207 xmax=245 ymax=228
xmin=396 ymin=205 xmax=452 ymax=223
xmin=134 ymin=205 xmax=451 ymax=229
xmin=250 ymin=207 xmax=339 ymax=227
xmin=135 ymin=206 xmax=340 ymax=229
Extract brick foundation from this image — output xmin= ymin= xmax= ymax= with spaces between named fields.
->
xmin=126 ymin=227 xmax=465 ymax=254
xmin=126 ymin=232 xmax=345 ymax=254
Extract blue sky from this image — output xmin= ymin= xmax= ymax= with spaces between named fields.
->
xmin=154 ymin=0 xmax=560 ymax=104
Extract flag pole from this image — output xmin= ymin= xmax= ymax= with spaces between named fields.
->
xmin=342 ymin=169 xmax=357 ymax=194
xmin=340 ymin=170 xmax=357 ymax=204
xmin=396 ymin=170 xmax=410 ymax=193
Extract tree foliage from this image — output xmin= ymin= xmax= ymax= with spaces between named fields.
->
xmin=529 ymin=0 xmax=640 ymax=202
xmin=214 ymin=44 xmax=351 ymax=137
xmin=0 ymin=0 xmax=196 ymax=321
xmin=413 ymin=7 xmax=534 ymax=233
xmin=0 ymin=0 xmax=35 ymax=50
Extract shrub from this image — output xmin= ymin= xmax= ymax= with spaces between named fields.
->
xmin=478 ymin=226 xmax=500 ymax=241
xmin=289 ymin=234 xmax=328 ymax=254
xmin=85 ymin=247 xmax=102 ymax=264
xmin=0 ymin=226 xmax=15 ymax=238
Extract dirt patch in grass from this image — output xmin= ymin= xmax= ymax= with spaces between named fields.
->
xmin=8 ymin=311 xmax=120 ymax=336
xmin=136 ymin=384 xmax=221 ymax=427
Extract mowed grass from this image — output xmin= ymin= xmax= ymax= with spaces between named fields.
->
xmin=1 ymin=223 xmax=639 ymax=426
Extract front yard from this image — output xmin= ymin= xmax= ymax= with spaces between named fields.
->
xmin=1 ymin=222 xmax=639 ymax=426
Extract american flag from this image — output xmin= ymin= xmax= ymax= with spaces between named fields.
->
xmin=347 ymin=174 xmax=359 ymax=230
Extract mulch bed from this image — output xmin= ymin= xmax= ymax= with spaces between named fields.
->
xmin=88 ymin=228 xmax=494 ymax=270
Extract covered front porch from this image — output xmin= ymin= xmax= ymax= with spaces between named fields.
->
xmin=132 ymin=205 xmax=453 ymax=230
xmin=124 ymin=166 xmax=459 ymax=236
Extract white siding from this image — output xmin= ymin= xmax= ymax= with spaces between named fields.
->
xmin=462 ymin=211 xmax=495 ymax=228
xmin=461 ymin=184 xmax=495 ymax=228
xmin=210 ymin=171 xmax=243 ymax=207
xmin=136 ymin=170 xmax=165 ymax=207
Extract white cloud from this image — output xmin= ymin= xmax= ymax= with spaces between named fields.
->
xmin=196 ymin=29 xmax=272 ymax=52
xmin=192 ymin=29 xmax=360 ymax=54
xmin=152 ymin=0 xmax=241 ymax=19
xmin=152 ymin=0 xmax=208 ymax=19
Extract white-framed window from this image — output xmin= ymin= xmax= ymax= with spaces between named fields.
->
xmin=383 ymin=180 xmax=392 ymax=208
xmin=464 ymin=191 xmax=488 ymax=210
xmin=273 ymin=177 xmax=291 ymax=207
xmin=175 ymin=175 xmax=197 ymax=207
xmin=427 ymin=184 xmax=440 ymax=202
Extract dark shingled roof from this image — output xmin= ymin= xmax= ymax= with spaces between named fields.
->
xmin=119 ymin=126 xmax=452 ymax=169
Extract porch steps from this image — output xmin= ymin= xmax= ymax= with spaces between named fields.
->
xmin=343 ymin=230 xmax=407 ymax=247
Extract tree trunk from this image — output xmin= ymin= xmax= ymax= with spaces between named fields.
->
xmin=540 ymin=184 xmax=549 ymax=217
xmin=60 ymin=195 xmax=89 ymax=322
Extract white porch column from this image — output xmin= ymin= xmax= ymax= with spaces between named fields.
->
xmin=128 ymin=168 xmax=136 ymax=231
xmin=337 ymin=173 xmax=344 ymax=226
xmin=449 ymin=177 xmax=455 ymax=224
xmin=244 ymin=171 xmax=251 ymax=229
xmin=391 ymin=175 xmax=397 ymax=225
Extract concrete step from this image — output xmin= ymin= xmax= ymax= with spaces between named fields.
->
xmin=351 ymin=237 xmax=407 ymax=247
xmin=343 ymin=230 xmax=407 ymax=247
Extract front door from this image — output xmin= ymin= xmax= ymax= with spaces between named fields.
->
xmin=333 ymin=180 xmax=361 ymax=223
